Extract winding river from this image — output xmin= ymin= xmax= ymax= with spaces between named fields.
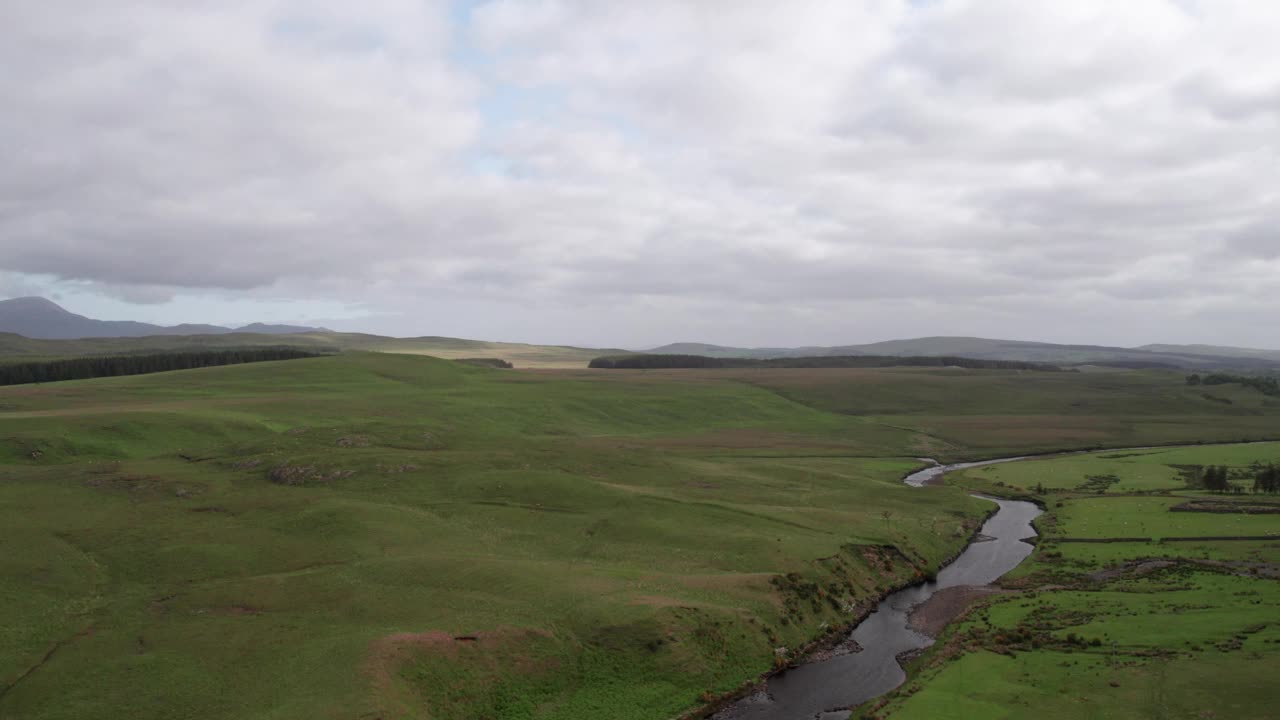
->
xmin=713 ymin=458 xmax=1044 ymax=720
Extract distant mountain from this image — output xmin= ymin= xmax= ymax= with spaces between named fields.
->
xmin=0 ymin=296 xmax=327 ymax=339
xmin=1136 ymin=343 xmax=1280 ymax=361
xmin=646 ymin=336 xmax=1280 ymax=371
xmin=645 ymin=342 xmax=809 ymax=358
xmin=236 ymin=322 xmax=326 ymax=334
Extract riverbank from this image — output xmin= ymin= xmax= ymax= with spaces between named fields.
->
xmin=680 ymin=503 xmax=1003 ymax=720
xmin=704 ymin=495 xmax=1040 ymax=719
xmin=874 ymin=443 xmax=1280 ymax=720
xmin=905 ymin=438 xmax=1280 ymax=487
xmin=687 ymin=443 xmax=1210 ymax=719
xmin=906 ymin=585 xmax=1005 ymax=638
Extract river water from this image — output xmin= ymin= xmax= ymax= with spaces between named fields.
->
xmin=713 ymin=459 xmax=1043 ymax=720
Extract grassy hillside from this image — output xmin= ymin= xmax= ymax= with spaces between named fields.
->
xmin=2 ymin=356 xmax=1279 ymax=719
xmin=1139 ymin=342 xmax=1280 ymax=361
xmin=363 ymin=335 xmax=626 ymax=368
xmin=602 ymin=366 xmax=1280 ymax=460
xmin=9 ymin=330 xmax=1280 ymax=371
xmin=649 ymin=337 xmax=1280 ymax=370
xmin=0 ymin=332 xmax=622 ymax=369
xmin=0 ymin=354 xmax=977 ymax=720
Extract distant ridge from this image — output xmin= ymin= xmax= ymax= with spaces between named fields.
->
xmin=0 ymin=296 xmax=326 ymax=339
xmin=647 ymin=336 xmax=1280 ymax=371
xmin=3 ymin=296 xmax=1278 ymax=371
xmin=1136 ymin=343 xmax=1280 ymax=362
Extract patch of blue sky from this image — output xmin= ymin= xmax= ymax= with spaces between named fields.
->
xmin=446 ymin=0 xmax=650 ymax=177
xmin=449 ymin=0 xmax=565 ymax=176
xmin=16 ymin=273 xmax=362 ymax=327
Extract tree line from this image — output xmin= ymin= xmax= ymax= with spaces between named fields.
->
xmin=1201 ymin=465 xmax=1233 ymax=493
xmin=1199 ymin=463 xmax=1280 ymax=493
xmin=1253 ymin=464 xmax=1280 ymax=493
xmin=0 ymin=348 xmax=322 ymax=386
xmin=1186 ymin=373 xmax=1280 ymax=396
xmin=588 ymin=354 xmax=1064 ymax=371
xmin=455 ymin=357 xmax=514 ymax=368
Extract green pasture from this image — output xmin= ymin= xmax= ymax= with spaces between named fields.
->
xmin=958 ymin=442 xmax=1280 ymax=494
xmin=880 ymin=444 xmax=1280 ymax=720
xmin=892 ymin=567 xmax=1280 ymax=720
xmin=1053 ymin=496 xmax=1280 ymax=540
xmin=980 ymin=571 xmax=1279 ymax=648
xmin=1052 ymin=539 xmax=1279 ymax=566
xmin=544 ymin=365 xmax=1280 ymax=461
xmin=888 ymin=649 xmax=1279 ymax=720
xmin=3 ymin=353 xmax=1280 ymax=719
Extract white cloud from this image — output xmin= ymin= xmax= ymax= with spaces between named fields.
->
xmin=1 ymin=0 xmax=1279 ymax=346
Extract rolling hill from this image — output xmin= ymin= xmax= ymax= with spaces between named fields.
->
xmin=0 ymin=330 xmax=624 ymax=369
xmin=648 ymin=336 xmax=1280 ymax=371
xmin=1137 ymin=343 xmax=1280 ymax=361
xmin=5 ymin=296 xmax=1279 ymax=371
xmin=0 ymin=296 xmax=323 ymax=339
xmin=1 ymin=352 xmax=1278 ymax=719
xmin=0 ymin=297 xmax=623 ymax=368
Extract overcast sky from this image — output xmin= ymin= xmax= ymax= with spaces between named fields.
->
xmin=2 ymin=1 xmax=1278 ymax=349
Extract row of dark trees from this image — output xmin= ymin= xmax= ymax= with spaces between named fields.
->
xmin=1186 ymin=373 xmax=1280 ymax=396
xmin=1253 ymin=464 xmax=1280 ymax=493
xmin=1201 ymin=465 xmax=1233 ymax=492
xmin=1199 ymin=463 xmax=1280 ymax=493
xmin=589 ymin=354 xmax=1063 ymax=371
xmin=0 ymin=348 xmax=321 ymax=386
xmin=455 ymin=357 xmax=514 ymax=368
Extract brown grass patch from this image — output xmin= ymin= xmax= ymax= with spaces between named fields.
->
xmin=630 ymin=595 xmax=694 ymax=608
xmin=363 ymin=627 xmax=557 ymax=719
xmin=924 ymin=415 xmax=1120 ymax=446
xmin=206 ymin=605 xmax=264 ymax=616
xmin=674 ymin=572 xmax=779 ymax=605
xmin=577 ymin=428 xmax=856 ymax=451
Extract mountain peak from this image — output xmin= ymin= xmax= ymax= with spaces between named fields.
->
xmin=0 ymin=296 xmax=72 ymax=314
xmin=0 ymin=296 xmax=323 ymax=339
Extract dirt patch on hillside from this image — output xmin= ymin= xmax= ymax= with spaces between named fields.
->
xmin=929 ymin=415 xmax=1119 ymax=446
xmin=365 ymin=630 xmax=455 ymax=716
xmin=630 ymin=594 xmax=696 ymax=608
xmin=1088 ymin=559 xmax=1175 ymax=582
xmin=207 ymin=605 xmax=264 ymax=616
xmin=577 ymin=429 xmax=857 ymax=451
xmin=379 ymin=463 xmax=421 ymax=474
xmin=908 ymin=585 xmax=1006 ymax=638
xmin=364 ymin=627 xmax=558 ymax=717
xmin=676 ymin=572 xmax=776 ymax=604
xmin=266 ymin=465 xmax=354 ymax=486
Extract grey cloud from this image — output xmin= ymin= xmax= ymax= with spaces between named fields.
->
xmin=1177 ymin=75 xmax=1280 ymax=121
xmin=2 ymin=1 xmax=1280 ymax=346
xmin=1225 ymin=217 xmax=1280 ymax=259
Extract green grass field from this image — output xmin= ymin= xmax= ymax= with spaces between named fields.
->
xmin=707 ymin=367 xmax=1280 ymax=460
xmin=961 ymin=442 xmax=1280 ymax=494
xmin=878 ymin=445 xmax=1280 ymax=720
xmin=2 ymin=355 xmax=1279 ymax=719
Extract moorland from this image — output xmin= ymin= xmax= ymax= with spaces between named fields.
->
xmin=1 ymin=348 xmax=1277 ymax=720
